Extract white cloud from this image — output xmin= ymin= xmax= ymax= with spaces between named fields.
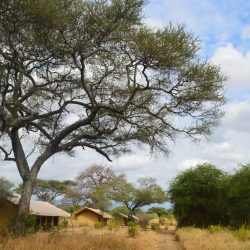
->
xmin=223 ymin=99 xmax=250 ymax=132
xmin=202 ymin=142 xmax=244 ymax=165
xmin=212 ymin=44 xmax=250 ymax=88
xmin=179 ymin=158 xmax=208 ymax=171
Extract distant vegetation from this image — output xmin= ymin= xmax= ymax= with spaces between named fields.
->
xmin=169 ymin=163 xmax=250 ymax=228
xmin=0 ymin=178 xmax=14 ymax=199
xmin=2 ymin=162 xmax=250 ymax=235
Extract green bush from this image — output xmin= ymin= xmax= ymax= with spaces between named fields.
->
xmin=159 ymin=217 xmax=166 ymax=226
xmin=107 ymin=219 xmax=119 ymax=231
xmin=208 ymin=225 xmax=225 ymax=234
xmin=23 ymin=214 xmax=40 ymax=234
xmin=62 ymin=220 xmax=68 ymax=228
xmin=234 ymin=226 xmax=250 ymax=241
xmin=94 ymin=221 xmax=105 ymax=229
xmin=151 ymin=223 xmax=160 ymax=231
xmin=128 ymin=222 xmax=140 ymax=237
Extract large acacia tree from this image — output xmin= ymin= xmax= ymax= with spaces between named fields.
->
xmin=0 ymin=0 xmax=225 ymax=232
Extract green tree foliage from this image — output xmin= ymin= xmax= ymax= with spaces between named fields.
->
xmin=0 ymin=177 xmax=14 ymax=198
xmin=147 ymin=207 xmax=170 ymax=217
xmin=228 ymin=164 xmax=250 ymax=227
xmin=0 ymin=0 xmax=225 ymax=232
xmin=111 ymin=206 xmax=130 ymax=216
xmin=17 ymin=179 xmax=74 ymax=203
xmin=108 ymin=177 xmax=167 ymax=215
xmin=169 ymin=163 xmax=228 ymax=227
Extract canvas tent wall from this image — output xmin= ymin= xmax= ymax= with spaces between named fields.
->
xmin=73 ymin=207 xmax=112 ymax=226
xmin=0 ymin=197 xmax=71 ymax=230
xmin=0 ymin=198 xmax=18 ymax=229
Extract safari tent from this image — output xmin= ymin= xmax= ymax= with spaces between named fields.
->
xmin=0 ymin=197 xmax=71 ymax=230
xmin=73 ymin=207 xmax=112 ymax=226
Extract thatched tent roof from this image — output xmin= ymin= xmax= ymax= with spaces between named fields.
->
xmin=74 ymin=207 xmax=112 ymax=219
xmin=29 ymin=201 xmax=71 ymax=217
xmin=6 ymin=197 xmax=70 ymax=217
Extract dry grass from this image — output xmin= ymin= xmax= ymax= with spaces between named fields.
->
xmin=177 ymin=227 xmax=250 ymax=250
xmin=0 ymin=231 xmax=145 ymax=250
xmin=0 ymin=226 xmax=182 ymax=250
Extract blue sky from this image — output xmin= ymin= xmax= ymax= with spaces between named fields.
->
xmin=144 ymin=0 xmax=250 ymax=56
xmin=1 ymin=0 xmax=250 ymax=193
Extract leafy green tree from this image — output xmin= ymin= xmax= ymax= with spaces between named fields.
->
xmin=89 ymin=181 xmax=113 ymax=211
xmin=0 ymin=177 xmax=14 ymax=198
xmin=169 ymin=163 xmax=228 ymax=227
xmin=108 ymin=177 xmax=167 ymax=216
xmin=111 ymin=206 xmax=130 ymax=216
xmin=147 ymin=207 xmax=170 ymax=217
xmin=228 ymin=164 xmax=250 ymax=227
xmin=0 ymin=0 xmax=225 ymax=233
xmin=17 ymin=179 xmax=74 ymax=203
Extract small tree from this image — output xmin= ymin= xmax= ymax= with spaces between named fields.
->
xmin=63 ymin=185 xmax=83 ymax=207
xmin=76 ymin=164 xmax=123 ymax=199
xmin=147 ymin=207 xmax=170 ymax=217
xmin=75 ymin=164 xmax=123 ymax=210
xmin=108 ymin=177 xmax=167 ymax=216
xmin=137 ymin=212 xmax=155 ymax=228
xmin=169 ymin=163 xmax=228 ymax=227
xmin=0 ymin=177 xmax=14 ymax=198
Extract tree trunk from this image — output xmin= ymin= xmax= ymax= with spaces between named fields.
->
xmin=14 ymin=178 xmax=35 ymax=235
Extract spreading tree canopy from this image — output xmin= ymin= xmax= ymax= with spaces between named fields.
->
xmin=0 ymin=0 xmax=225 ymax=232
xmin=107 ymin=177 xmax=167 ymax=215
xmin=16 ymin=179 xmax=74 ymax=203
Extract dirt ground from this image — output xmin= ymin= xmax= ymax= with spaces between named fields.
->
xmin=67 ymin=225 xmax=183 ymax=250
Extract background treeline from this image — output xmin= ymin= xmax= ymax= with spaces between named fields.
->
xmin=1 ymin=164 xmax=167 ymax=216
xmin=2 ymin=162 xmax=249 ymax=229
xmin=169 ymin=163 xmax=250 ymax=228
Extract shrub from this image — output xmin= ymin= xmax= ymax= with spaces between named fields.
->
xmin=107 ymin=219 xmax=119 ymax=231
xmin=137 ymin=213 xmax=154 ymax=229
xmin=128 ymin=222 xmax=140 ymax=237
xmin=94 ymin=221 xmax=105 ymax=229
xmin=234 ymin=226 xmax=250 ymax=241
xmin=159 ymin=217 xmax=166 ymax=226
xmin=62 ymin=220 xmax=68 ymax=228
xmin=23 ymin=214 xmax=40 ymax=234
xmin=166 ymin=213 xmax=175 ymax=220
xmin=208 ymin=225 xmax=225 ymax=234
xmin=169 ymin=220 xmax=176 ymax=226
xmin=0 ymin=225 xmax=10 ymax=238
xmin=151 ymin=223 xmax=160 ymax=231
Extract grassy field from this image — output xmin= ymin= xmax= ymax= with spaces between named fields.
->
xmin=0 ymin=231 xmax=144 ymax=250
xmin=177 ymin=227 xmax=250 ymax=250
xmin=0 ymin=226 xmax=181 ymax=250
